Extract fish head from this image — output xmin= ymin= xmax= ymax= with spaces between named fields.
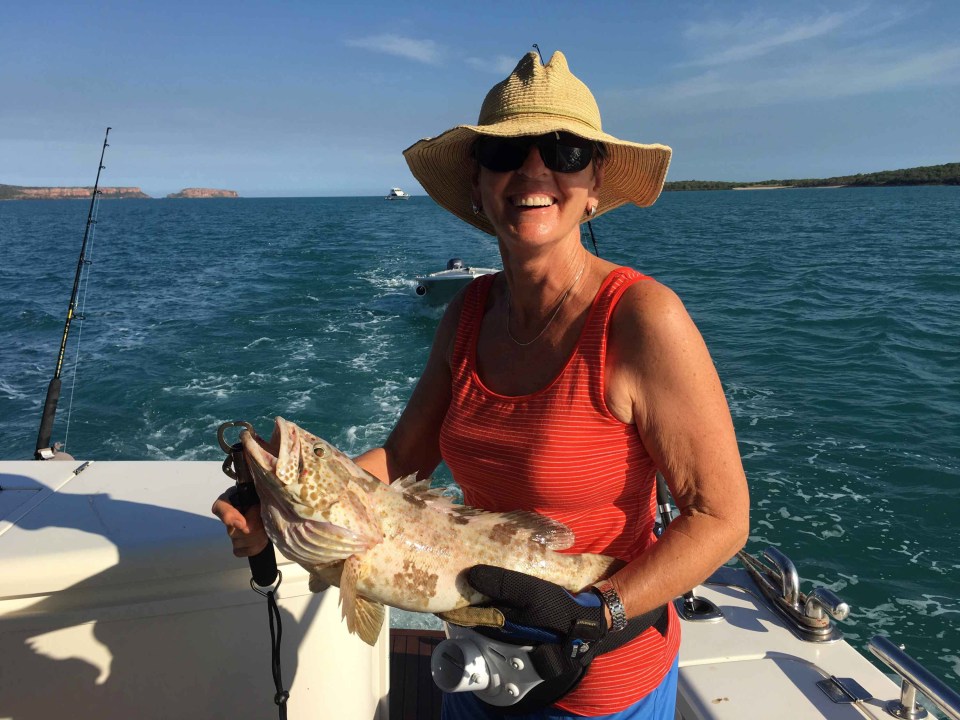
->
xmin=240 ymin=416 xmax=349 ymax=520
xmin=239 ymin=417 xmax=380 ymax=569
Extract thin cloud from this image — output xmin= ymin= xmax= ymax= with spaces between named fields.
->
xmin=683 ymin=7 xmax=867 ymax=67
xmin=656 ymin=44 xmax=960 ymax=109
xmin=345 ymin=34 xmax=442 ymax=64
xmin=630 ymin=5 xmax=959 ymax=111
xmin=465 ymin=55 xmax=519 ymax=75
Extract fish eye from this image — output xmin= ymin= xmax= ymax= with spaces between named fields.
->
xmin=313 ymin=445 xmax=326 ymax=458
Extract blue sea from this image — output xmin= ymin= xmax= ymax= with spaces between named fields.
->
xmin=1 ymin=188 xmax=958 ymax=686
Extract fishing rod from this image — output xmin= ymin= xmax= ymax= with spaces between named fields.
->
xmin=34 ymin=127 xmax=111 ymax=461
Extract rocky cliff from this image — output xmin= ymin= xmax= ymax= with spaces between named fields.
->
xmin=0 ymin=184 xmax=150 ymax=200
xmin=166 ymin=188 xmax=239 ymax=199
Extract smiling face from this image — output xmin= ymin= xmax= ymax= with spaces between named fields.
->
xmin=473 ymin=136 xmax=603 ymax=251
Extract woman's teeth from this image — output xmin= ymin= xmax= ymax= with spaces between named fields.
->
xmin=514 ymin=196 xmax=554 ymax=207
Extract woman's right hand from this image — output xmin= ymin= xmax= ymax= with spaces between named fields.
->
xmin=211 ymin=488 xmax=269 ymax=557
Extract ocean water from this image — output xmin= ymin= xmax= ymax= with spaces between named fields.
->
xmin=1 ymin=188 xmax=958 ymax=685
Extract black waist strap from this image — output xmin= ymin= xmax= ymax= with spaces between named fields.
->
xmin=478 ymin=603 xmax=669 ymax=714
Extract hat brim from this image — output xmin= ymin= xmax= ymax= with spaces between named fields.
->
xmin=403 ymin=122 xmax=672 ymax=236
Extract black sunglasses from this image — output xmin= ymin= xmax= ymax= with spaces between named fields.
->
xmin=475 ymin=132 xmax=598 ymax=174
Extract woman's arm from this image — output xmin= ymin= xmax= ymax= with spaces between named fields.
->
xmin=604 ymin=278 xmax=750 ymax=618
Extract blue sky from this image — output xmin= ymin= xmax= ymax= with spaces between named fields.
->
xmin=2 ymin=1 xmax=958 ymax=197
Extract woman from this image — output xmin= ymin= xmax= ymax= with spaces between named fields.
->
xmin=215 ymin=50 xmax=749 ymax=719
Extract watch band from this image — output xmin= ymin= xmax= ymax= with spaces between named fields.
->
xmin=593 ymin=579 xmax=628 ymax=632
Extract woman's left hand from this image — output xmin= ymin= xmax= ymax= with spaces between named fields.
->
xmin=468 ymin=565 xmax=608 ymax=652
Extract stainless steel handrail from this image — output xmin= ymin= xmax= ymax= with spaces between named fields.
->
xmin=869 ymin=635 xmax=960 ymax=720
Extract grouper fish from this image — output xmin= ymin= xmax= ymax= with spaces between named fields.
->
xmin=240 ymin=417 xmax=622 ymax=645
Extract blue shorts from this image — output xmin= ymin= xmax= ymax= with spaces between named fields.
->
xmin=440 ymin=654 xmax=679 ymax=719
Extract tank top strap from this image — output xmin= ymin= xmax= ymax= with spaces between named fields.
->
xmin=449 ymin=272 xmax=497 ymax=383
xmin=587 ymin=266 xmax=650 ymax=334
xmin=576 ymin=267 xmax=652 ymax=389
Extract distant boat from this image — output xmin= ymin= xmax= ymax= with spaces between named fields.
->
xmin=415 ymin=258 xmax=498 ymax=305
xmin=385 ymin=187 xmax=411 ymax=200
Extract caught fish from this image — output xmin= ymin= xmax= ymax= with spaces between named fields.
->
xmin=240 ymin=417 xmax=622 ymax=645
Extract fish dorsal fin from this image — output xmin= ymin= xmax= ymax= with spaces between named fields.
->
xmin=390 ymin=475 xmax=442 ymax=495
xmin=389 ymin=477 xmax=575 ymax=551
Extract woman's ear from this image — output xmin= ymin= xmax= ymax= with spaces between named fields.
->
xmin=471 ymin=157 xmax=481 ymax=191
xmin=589 ymin=162 xmax=604 ymax=206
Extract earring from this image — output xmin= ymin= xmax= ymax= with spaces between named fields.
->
xmin=472 ymin=201 xmax=482 ymax=215
xmin=587 ymin=205 xmax=597 ymax=217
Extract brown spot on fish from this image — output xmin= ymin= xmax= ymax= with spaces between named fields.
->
xmin=448 ymin=513 xmax=470 ymax=526
xmin=392 ymin=559 xmax=439 ymax=600
xmin=488 ymin=521 xmax=522 ymax=545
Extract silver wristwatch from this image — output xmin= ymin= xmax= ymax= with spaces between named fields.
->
xmin=593 ymin=579 xmax=628 ymax=632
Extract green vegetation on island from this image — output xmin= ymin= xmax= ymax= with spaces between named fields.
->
xmin=665 ymin=162 xmax=960 ymax=191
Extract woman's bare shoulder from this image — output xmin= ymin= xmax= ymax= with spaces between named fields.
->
xmin=611 ymin=274 xmax=695 ymax=343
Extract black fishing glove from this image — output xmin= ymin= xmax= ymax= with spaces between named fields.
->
xmin=468 ymin=565 xmax=608 ymax=669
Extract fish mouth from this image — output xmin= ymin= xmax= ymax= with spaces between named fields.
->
xmin=241 ymin=416 xmax=299 ymax=482
xmin=240 ymin=417 xmax=310 ymax=545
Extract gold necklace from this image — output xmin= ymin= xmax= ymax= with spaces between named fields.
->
xmin=506 ymin=260 xmax=586 ymax=347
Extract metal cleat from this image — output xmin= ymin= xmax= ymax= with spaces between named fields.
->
xmin=737 ymin=547 xmax=847 ymax=643
xmin=804 ymin=587 xmax=850 ymax=622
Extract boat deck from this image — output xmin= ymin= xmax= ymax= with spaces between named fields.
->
xmin=390 ymin=629 xmax=444 ymax=720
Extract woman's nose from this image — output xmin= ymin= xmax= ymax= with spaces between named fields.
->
xmin=517 ymin=142 xmax=548 ymax=176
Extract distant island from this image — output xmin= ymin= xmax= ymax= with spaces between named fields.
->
xmin=664 ymin=162 xmax=959 ymax=191
xmin=0 ymin=184 xmax=150 ymax=200
xmin=165 ymin=188 xmax=238 ymax=199
xmin=0 ymin=185 xmax=239 ymax=200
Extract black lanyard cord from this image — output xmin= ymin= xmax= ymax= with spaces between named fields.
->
xmin=218 ymin=422 xmax=288 ymax=716
xmin=266 ymin=586 xmax=289 ymax=719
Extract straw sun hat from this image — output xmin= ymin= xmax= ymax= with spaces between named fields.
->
xmin=403 ymin=50 xmax=672 ymax=236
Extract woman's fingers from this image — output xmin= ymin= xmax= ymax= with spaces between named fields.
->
xmin=212 ymin=489 xmax=268 ymax=556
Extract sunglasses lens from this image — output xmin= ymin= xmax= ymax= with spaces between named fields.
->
xmin=546 ymin=133 xmax=594 ymax=173
xmin=477 ymin=137 xmax=530 ymax=172
xmin=477 ymin=133 xmax=595 ymax=173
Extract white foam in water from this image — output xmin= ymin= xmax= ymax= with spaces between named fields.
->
xmin=813 ymin=574 xmax=858 ymax=594
xmin=895 ymin=595 xmax=959 ymax=618
xmin=0 ymin=379 xmax=28 ymax=400
xmin=286 ymin=389 xmax=313 ymax=413
xmin=163 ymin=374 xmax=248 ymax=399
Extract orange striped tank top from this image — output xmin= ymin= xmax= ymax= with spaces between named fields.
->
xmin=439 ymin=267 xmax=681 ymax=715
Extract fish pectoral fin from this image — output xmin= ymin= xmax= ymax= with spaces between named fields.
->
xmin=437 ymin=607 xmax=506 ymax=629
xmin=338 ymin=555 xmax=384 ymax=645
xmin=341 ymin=480 xmax=384 ymax=545
xmin=278 ymin=515 xmax=371 ymax=565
